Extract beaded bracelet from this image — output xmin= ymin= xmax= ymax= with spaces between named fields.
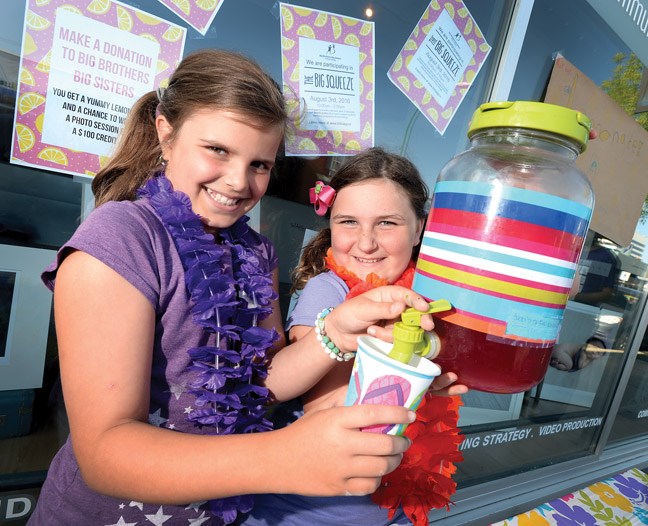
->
xmin=315 ymin=307 xmax=356 ymax=362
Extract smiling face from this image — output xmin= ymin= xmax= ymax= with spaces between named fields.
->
xmin=156 ymin=108 xmax=283 ymax=234
xmin=330 ymin=179 xmax=424 ymax=283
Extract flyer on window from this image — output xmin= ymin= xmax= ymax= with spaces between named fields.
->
xmin=387 ymin=0 xmax=490 ymax=135
xmin=11 ymin=0 xmax=186 ymax=179
xmin=155 ymin=0 xmax=224 ymax=35
xmin=280 ymin=3 xmax=374 ymax=156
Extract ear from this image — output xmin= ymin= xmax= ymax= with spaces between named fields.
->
xmin=156 ymin=115 xmax=173 ymax=158
xmin=414 ymin=217 xmax=425 ymax=246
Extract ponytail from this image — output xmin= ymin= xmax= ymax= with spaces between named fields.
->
xmin=290 ymin=228 xmax=332 ymax=293
xmin=92 ymin=91 xmax=160 ymax=205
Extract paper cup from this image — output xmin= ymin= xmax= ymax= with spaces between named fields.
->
xmin=344 ymin=335 xmax=441 ymax=435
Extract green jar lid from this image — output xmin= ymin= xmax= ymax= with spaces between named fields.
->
xmin=467 ymin=101 xmax=592 ymax=152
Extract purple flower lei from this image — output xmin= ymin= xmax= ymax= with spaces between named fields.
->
xmin=138 ymin=174 xmax=279 ymax=524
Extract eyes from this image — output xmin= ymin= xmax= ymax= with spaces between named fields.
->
xmin=207 ymin=146 xmax=273 ymax=173
xmin=337 ymin=219 xmax=399 ymax=227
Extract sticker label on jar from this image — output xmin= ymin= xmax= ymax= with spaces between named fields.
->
xmin=413 ymin=180 xmax=592 ymax=344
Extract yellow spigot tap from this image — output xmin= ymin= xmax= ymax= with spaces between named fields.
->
xmin=387 ymin=299 xmax=451 ymax=365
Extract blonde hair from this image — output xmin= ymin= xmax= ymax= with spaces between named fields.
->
xmin=92 ymin=49 xmax=287 ymax=206
xmin=291 ymin=147 xmax=429 ymax=292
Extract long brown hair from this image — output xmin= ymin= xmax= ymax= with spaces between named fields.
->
xmin=92 ymin=49 xmax=287 ymax=205
xmin=291 ymin=147 xmax=429 ymax=292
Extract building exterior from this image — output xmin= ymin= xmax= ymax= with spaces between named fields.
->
xmin=0 ymin=0 xmax=647 ymax=524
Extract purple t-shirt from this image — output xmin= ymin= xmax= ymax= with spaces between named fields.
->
xmin=243 ymin=272 xmax=409 ymax=526
xmin=30 ymin=199 xmax=277 ymax=526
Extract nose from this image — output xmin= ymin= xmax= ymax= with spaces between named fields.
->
xmin=357 ymin=227 xmax=378 ymax=252
xmin=222 ymin=162 xmax=249 ymax=193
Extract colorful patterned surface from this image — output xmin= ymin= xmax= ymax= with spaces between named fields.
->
xmin=387 ymin=0 xmax=491 ymax=135
xmin=280 ymin=3 xmax=374 ymax=156
xmin=413 ymin=180 xmax=592 ymax=344
xmin=491 ymin=468 xmax=648 ymax=526
xmin=155 ymin=0 xmax=224 ymax=35
xmin=13 ymin=0 xmax=185 ymax=178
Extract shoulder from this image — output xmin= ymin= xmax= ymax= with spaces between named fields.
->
xmin=286 ymin=272 xmax=348 ymax=329
xmin=42 ymin=199 xmax=173 ymax=306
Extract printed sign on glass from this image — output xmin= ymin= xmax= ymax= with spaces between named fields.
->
xmin=12 ymin=0 xmax=186 ymax=178
xmin=388 ymin=0 xmax=490 ymax=135
xmin=155 ymin=0 xmax=224 ymax=35
xmin=280 ymin=3 xmax=374 ymax=156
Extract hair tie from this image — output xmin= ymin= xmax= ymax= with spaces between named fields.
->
xmin=156 ymin=86 xmax=166 ymax=102
xmin=309 ymin=181 xmax=336 ymax=216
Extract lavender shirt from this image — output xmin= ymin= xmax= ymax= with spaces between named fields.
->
xmin=241 ymin=272 xmax=409 ymax=526
xmin=30 ymin=199 xmax=277 ymax=526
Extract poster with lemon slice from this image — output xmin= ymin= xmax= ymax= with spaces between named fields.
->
xmin=387 ymin=0 xmax=490 ymax=135
xmin=280 ymin=3 xmax=374 ymax=156
xmin=12 ymin=0 xmax=186 ymax=179
xmin=155 ymin=0 xmax=224 ymax=35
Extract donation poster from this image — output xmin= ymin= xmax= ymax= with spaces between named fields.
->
xmin=280 ymin=3 xmax=374 ymax=156
xmin=155 ymin=0 xmax=224 ymax=35
xmin=12 ymin=0 xmax=186 ymax=179
xmin=387 ymin=0 xmax=490 ymax=135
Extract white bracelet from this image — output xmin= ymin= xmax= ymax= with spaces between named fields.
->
xmin=314 ymin=307 xmax=356 ymax=362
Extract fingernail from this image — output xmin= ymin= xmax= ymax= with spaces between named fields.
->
xmin=367 ymin=327 xmax=376 ymax=336
xmin=407 ymin=410 xmax=416 ymax=422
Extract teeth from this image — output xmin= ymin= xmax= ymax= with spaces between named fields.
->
xmin=355 ymin=257 xmax=383 ymax=263
xmin=207 ymin=188 xmax=239 ymax=206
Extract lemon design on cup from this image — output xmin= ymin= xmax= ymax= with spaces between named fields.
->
xmin=37 ymin=147 xmax=68 ymax=166
xmin=16 ymin=124 xmax=35 ymax=154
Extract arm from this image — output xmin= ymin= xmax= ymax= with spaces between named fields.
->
xmin=56 ymin=251 xmax=414 ymax=502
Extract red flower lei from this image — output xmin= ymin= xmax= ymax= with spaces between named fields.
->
xmin=325 ymin=249 xmax=464 ymax=526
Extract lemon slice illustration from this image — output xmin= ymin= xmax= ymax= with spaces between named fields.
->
xmin=116 ymin=6 xmax=133 ymax=31
xmin=26 ymin=10 xmax=51 ymax=31
xmin=37 ymin=147 xmax=68 ymax=165
xmin=171 ymin=0 xmax=190 ymax=15
xmin=162 ymin=26 xmax=183 ymax=42
xmin=281 ymin=6 xmax=293 ymax=31
xmin=196 ymin=0 xmax=219 ymax=11
xmin=20 ymin=68 xmax=35 ymax=86
xmin=16 ymin=124 xmax=35 ymax=153
xmin=18 ymin=92 xmax=46 ymax=115
xmin=87 ymin=0 xmax=111 ymax=15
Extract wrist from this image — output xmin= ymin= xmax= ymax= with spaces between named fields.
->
xmin=315 ymin=308 xmax=356 ymax=362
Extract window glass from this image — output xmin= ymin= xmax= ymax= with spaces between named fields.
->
xmin=0 ymin=1 xmax=511 ymax=519
xmin=453 ymin=0 xmax=648 ymax=488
